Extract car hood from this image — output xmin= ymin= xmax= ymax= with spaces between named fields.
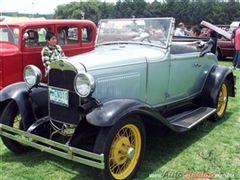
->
xmin=0 ymin=42 xmax=19 ymax=56
xmin=65 ymin=44 xmax=166 ymax=72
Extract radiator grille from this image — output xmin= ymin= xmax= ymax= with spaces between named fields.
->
xmin=48 ymin=69 xmax=80 ymax=125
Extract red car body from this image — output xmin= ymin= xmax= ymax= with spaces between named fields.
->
xmin=217 ymin=38 xmax=235 ymax=59
xmin=200 ymin=21 xmax=235 ymax=59
xmin=0 ymin=19 xmax=96 ymax=89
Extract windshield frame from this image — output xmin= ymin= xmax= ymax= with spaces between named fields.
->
xmin=96 ymin=17 xmax=175 ymax=49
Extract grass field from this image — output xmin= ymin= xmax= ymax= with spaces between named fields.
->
xmin=0 ymin=61 xmax=239 ymax=180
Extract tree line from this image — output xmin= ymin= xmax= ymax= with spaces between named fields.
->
xmin=54 ymin=0 xmax=240 ymax=26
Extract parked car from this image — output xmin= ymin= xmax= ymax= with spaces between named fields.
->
xmin=0 ymin=18 xmax=236 ymax=180
xmin=217 ymin=37 xmax=235 ymax=59
xmin=200 ymin=21 xmax=235 ymax=59
xmin=0 ymin=19 xmax=96 ymax=89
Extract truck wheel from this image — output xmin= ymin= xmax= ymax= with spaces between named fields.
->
xmin=93 ymin=116 xmax=146 ymax=180
xmin=1 ymin=100 xmax=30 ymax=154
xmin=212 ymin=81 xmax=228 ymax=121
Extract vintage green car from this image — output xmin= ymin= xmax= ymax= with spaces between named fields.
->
xmin=0 ymin=18 xmax=236 ymax=180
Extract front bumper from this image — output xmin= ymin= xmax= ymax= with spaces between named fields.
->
xmin=0 ymin=123 xmax=104 ymax=169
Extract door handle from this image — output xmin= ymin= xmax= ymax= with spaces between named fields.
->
xmin=194 ymin=63 xmax=202 ymax=67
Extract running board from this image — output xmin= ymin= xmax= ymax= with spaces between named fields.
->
xmin=168 ymin=107 xmax=216 ymax=129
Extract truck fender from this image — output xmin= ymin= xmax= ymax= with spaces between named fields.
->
xmin=86 ymin=99 xmax=177 ymax=131
xmin=201 ymin=65 xmax=235 ymax=107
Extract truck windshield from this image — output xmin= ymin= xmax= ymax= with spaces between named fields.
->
xmin=0 ymin=27 xmax=19 ymax=45
xmin=97 ymin=18 xmax=173 ymax=48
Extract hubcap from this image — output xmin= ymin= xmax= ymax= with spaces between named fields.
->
xmin=109 ymin=124 xmax=141 ymax=179
xmin=127 ymin=147 xmax=135 ymax=159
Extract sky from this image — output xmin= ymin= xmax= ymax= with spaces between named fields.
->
xmin=0 ymin=0 xmax=85 ymax=14
xmin=0 ymin=0 xmax=120 ymax=14
xmin=0 ymin=0 xmax=156 ymax=15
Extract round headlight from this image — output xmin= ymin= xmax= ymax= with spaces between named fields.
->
xmin=74 ymin=72 xmax=95 ymax=97
xmin=23 ymin=65 xmax=42 ymax=87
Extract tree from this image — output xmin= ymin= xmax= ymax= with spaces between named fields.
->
xmin=54 ymin=0 xmax=240 ymax=26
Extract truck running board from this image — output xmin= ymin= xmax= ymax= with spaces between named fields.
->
xmin=168 ymin=107 xmax=216 ymax=129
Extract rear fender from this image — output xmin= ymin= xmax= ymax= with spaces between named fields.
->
xmin=201 ymin=65 xmax=235 ymax=107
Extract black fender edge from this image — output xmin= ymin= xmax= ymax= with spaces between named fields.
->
xmin=201 ymin=65 xmax=235 ymax=107
xmin=0 ymin=82 xmax=48 ymax=129
xmin=86 ymin=99 xmax=178 ymax=131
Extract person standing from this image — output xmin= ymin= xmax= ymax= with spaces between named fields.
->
xmin=174 ymin=22 xmax=187 ymax=36
xmin=232 ymin=23 xmax=240 ymax=70
xmin=38 ymin=28 xmax=47 ymax=44
xmin=41 ymin=31 xmax=65 ymax=75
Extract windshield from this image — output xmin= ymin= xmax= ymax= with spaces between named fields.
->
xmin=97 ymin=18 xmax=174 ymax=48
xmin=0 ymin=27 xmax=19 ymax=45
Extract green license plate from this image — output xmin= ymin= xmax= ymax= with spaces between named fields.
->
xmin=49 ymin=87 xmax=69 ymax=107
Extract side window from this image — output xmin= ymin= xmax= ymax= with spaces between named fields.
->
xmin=57 ymin=26 xmax=79 ymax=45
xmin=82 ymin=27 xmax=92 ymax=42
xmin=24 ymin=27 xmax=51 ymax=47
xmin=0 ymin=28 xmax=19 ymax=45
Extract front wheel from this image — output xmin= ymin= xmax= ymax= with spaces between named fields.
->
xmin=93 ymin=116 xmax=146 ymax=180
xmin=212 ymin=81 xmax=229 ymax=121
xmin=0 ymin=100 xmax=30 ymax=154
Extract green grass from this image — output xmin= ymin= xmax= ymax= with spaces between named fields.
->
xmin=1 ymin=61 xmax=240 ymax=180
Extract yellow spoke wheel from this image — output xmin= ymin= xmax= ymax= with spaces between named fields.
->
xmin=93 ymin=117 xmax=146 ymax=180
xmin=109 ymin=124 xmax=141 ymax=179
xmin=216 ymin=83 xmax=228 ymax=117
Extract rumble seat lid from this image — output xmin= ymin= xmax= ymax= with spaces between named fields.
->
xmin=200 ymin=20 xmax=232 ymax=40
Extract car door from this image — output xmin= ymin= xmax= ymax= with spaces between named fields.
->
xmin=146 ymin=51 xmax=170 ymax=106
xmin=167 ymin=46 xmax=205 ymax=102
xmin=218 ymin=39 xmax=235 ymax=58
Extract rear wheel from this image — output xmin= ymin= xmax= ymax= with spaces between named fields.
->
xmin=212 ymin=81 xmax=228 ymax=121
xmin=93 ymin=116 xmax=146 ymax=180
xmin=1 ymin=100 xmax=30 ymax=154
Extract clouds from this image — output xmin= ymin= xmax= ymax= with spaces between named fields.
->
xmin=0 ymin=0 xmax=80 ymax=14
xmin=0 ymin=0 xmax=157 ymax=15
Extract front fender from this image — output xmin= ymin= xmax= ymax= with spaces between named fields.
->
xmin=0 ymin=82 xmax=48 ymax=129
xmin=0 ymin=82 xmax=29 ymax=102
xmin=0 ymin=82 xmax=34 ymax=129
xmin=201 ymin=65 xmax=235 ymax=107
xmin=86 ymin=99 xmax=178 ymax=131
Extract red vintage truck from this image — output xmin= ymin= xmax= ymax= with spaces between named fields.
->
xmin=0 ymin=19 xmax=96 ymax=89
